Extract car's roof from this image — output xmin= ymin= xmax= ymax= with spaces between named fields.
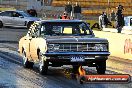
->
xmin=39 ymin=19 xmax=85 ymax=23
xmin=1 ymin=10 xmax=24 ymax=12
xmin=15 ymin=10 xmax=25 ymax=13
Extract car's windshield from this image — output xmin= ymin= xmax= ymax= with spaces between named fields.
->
xmin=40 ymin=22 xmax=91 ymax=36
xmin=18 ymin=11 xmax=32 ymax=17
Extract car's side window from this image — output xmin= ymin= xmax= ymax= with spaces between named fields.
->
xmin=0 ymin=11 xmax=12 ymax=17
xmin=12 ymin=12 xmax=21 ymax=17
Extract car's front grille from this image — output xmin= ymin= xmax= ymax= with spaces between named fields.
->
xmin=58 ymin=43 xmax=96 ymax=52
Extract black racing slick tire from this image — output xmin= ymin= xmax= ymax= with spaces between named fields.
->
xmin=0 ymin=21 xmax=3 ymax=28
xmin=72 ymin=65 xmax=79 ymax=74
xmin=38 ymin=52 xmax=48 ymax=75
xmin=96 ymin=60 xmax=106 ymax=74
xmin=22 ymin=50 xmax=34 ymax=68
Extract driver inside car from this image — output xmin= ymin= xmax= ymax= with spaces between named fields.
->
xmin=72 ymin=26 xmax=81 ymax=34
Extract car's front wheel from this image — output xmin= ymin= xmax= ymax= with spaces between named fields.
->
xmin=96 ymin=60 xmax=106 ymax=74
xmin=0 ymin=21 xmax=3 ymax=28
xmin=38 ymin=52 xmax=48 ymax=75
xmin=22 ymin=50 xmax=34 ymax=68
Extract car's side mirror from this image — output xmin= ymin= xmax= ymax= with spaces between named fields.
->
xmin=19 ymin=16 xmax=24 ymax=18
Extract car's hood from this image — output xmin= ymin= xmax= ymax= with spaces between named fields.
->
xmin=24 ymin=17 xmax=41 ymax=21
xmin=45 ymin=36 xmax=108 ymax=43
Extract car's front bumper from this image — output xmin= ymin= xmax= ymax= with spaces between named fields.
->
xmin=44 ymin=52 xmax=110 ymax=56
xmin=43 ymin=52 xmax=110 ymax=66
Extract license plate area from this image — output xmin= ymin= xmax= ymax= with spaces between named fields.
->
xmin=70 ymin=55 xmax=85 ymax=62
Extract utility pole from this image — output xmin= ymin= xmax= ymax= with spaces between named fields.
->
xmin=71 ymin=1 xmax=74 ymax=19
xmin=108 ymin=0 xmax=110 ymax=19
xmin=16 ymin=0 xmax=18 ymax=9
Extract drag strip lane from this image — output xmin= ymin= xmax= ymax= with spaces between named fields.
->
xmin=0 ymin=27 xmax=131 ymax=87
xmin=0 ymin=49 xmax=93 ymax=88
xmin=0 ymin=49 xmax=131 ymax=88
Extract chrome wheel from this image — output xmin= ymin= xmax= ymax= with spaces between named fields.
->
xmin=22 ymin=50 xmax=34 ymax=68
xmin=39 ymin=52 xmax=48 ymax=75
xmin=23 ymin=51 xmax=27 ymax=65
xmin=39 ymin=55 xmax=44 ymax=72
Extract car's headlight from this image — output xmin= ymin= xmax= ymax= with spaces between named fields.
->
xmin=94 ymin=44 xmax=108 ymax=51
xmin=48 ymin=44 xmax=60 ymax=52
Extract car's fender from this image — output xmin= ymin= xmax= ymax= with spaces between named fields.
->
xmin=18 ymin=36 xmax=27 ymax=55
xmin=29 ymin=37 xmax=47 ymax=62
xmin=38 ymin=38 xmax=47 ymax=54
xmin=0 ymin=16 xmax=3 ymax=21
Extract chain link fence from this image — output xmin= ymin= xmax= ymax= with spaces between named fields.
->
xmin=0 ymin=0 xmax=28 ymax=10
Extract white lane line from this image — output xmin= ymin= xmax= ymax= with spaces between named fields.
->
xmin=0 ymin=48 xmax=132 ymax=77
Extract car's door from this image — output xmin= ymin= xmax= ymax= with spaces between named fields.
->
xmin=11 ymin=11 xmax=25 ymax=26
xmin=0 ymin=11 xmax=12 ymax=26
xmin=22 ymin=35 xmax=32 ymax=59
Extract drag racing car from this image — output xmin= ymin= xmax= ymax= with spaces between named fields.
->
xmin=0 ymin=10 xmax=40 ymax=28
xmin=18 ymin=19 xmax=110 ymax=75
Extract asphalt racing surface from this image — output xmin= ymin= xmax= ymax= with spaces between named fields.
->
xmin=0 ymin=27 xmax=131 ymax=88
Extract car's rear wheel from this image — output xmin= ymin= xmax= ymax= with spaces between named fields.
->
xmin=0 ymin=21 xmax=3 ymax=28
xmin=22 ymin=50 xmax=34 ymax=68
xmin=38 ymin=52 xmax=48 ymax=75
xmin=96 ymin=60 xmax=106 ymax=74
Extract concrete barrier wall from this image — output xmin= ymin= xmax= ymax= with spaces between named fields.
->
xmin=94 ymin=30 xmax=132 ymax=60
